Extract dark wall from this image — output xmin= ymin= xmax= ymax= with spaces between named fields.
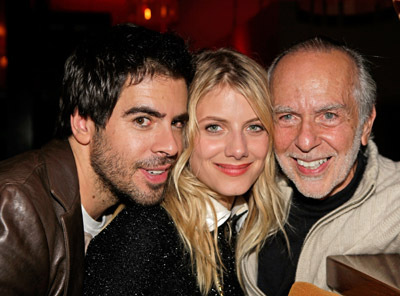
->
xmin=246 ymin=1 xmax=400 ymax=160
xmin=2 ymin=0 xmax=111 ymax=159
xmin=2 ymin=0 xmax=400 ymax=161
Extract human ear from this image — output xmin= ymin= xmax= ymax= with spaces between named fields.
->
xmin=361 ymin=106 xmax=376 ymax=146
xmin=70 ymin=109 xmax=96 ymax=145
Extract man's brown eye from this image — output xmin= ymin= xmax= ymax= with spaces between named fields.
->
xmin=134 ymin=117 xmax=151 ymax=127
xmin=173 ymin=120 xmax=185 ymax=128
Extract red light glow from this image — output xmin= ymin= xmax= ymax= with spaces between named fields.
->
xmin=0 ymin=56 xmax=7 ymax=68
xmin=161 ymin=5 xmax=167 ymax=18
xmin=0 ymin=24 xmax=6 ymax=37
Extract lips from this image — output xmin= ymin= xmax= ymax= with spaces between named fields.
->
xmin=140 ymin=164 xmax=171 ymax=184
xmin=214 ymin=162 xmax=252 ymax=177
xmin=295 ymin=157 xmax=331 ymax=174
xmin=297 ymin=158 xmax=328 ymax=169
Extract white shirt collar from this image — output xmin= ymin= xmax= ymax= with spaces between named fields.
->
xmin=81 ymin=205 xmax=109 ymax=238
xmin=205 ymin=196 xmax=248 ymax=233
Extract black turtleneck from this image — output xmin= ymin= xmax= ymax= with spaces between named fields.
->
xmin=257 ymin=153 xmax=366 ymax=296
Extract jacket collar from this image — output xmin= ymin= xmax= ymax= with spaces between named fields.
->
xmin=351 ymin=139 xmax=378 ymax=203
xmin=41 ymin=139 xmax=80 ymax=211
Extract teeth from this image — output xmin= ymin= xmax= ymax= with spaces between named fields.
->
xmin=297 ymin=158 xmax=327 ymax=169
xmin=148 ymin=170 xmax=164 ymax=175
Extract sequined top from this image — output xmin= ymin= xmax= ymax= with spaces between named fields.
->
xmin=83 ymin=201 xmax=244 ymax=295
xmin=83 ymin=202 xmax=200 ymax=295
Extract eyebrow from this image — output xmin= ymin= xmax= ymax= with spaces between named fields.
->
xmin=273 ymin=104 xmax=346 ymax=114
xmin=124 ymin=106 xmax=189 ymax=123
xmin=244 ymin=117 xmax=262 ymax=125
xmin=173 ymin=113 xmax=189 ymax=123
xmin=316 ymin=104 xmax=346 ymax=113
xmin=198 ymin=116 xmax=227 ymax=123
xmin=273 ymin=106 xmax=293 ymax=114
xmin=124 ymin=106 xmax=165 ymax=118
xmin=198 ymin=116 xmax=261 ymax=124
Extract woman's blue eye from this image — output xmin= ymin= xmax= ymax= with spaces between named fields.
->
xmin=248 ymin=125 xmax=264 ymax=132
xmin=205 ymin=125 xmax=222 ymax=132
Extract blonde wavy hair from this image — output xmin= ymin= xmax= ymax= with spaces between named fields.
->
xmin=162 ymin=48 xmax=286 ymax=295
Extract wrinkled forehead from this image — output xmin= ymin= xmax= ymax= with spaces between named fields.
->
xmin=270 ymin=50 xmax=359 ymax=109
xmin=273 ymin=49 xmax=356 ymax=81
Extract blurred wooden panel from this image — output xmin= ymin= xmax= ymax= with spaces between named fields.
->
xmin=327 ymin=254 xmax=400 ymax=296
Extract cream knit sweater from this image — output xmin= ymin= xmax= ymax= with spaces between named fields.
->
xmin=241 ymin=140 xmax=400 ymax=295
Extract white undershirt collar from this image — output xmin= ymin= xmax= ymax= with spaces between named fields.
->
xmin=81 ymin=205 xmax=109 ymax=238
xmin=205 ymin=196 xmax=248 ymax=233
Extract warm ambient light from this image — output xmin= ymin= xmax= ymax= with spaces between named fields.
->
xmin=0 ymin=56 xmax=7 ymax=68
xmin=144 ymin=8 xmax=151 ymax=20
xmin=160 ymin=5 xmax=167 ymax=18
xmin=0 ymin=24 xmax=5 ymax=37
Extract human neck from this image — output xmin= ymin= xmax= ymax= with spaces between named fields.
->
xmin=217 ymin=195 xmax=238 ymax=210
xmin=69 ymin=137 xmax=117 ymax=220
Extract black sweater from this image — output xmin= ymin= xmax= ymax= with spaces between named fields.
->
xmin=257 ymin=154 xmax=366 ymax=296
xmin=83 ymin=202 xmax=244 ymax=296
xmin=83 ymin=202 xmax=200 ymax=296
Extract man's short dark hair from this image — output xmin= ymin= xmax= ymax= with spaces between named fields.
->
xmin=56 ymin=23 xmax=194 ymax=138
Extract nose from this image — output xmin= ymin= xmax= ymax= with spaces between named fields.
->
xmin=295 ymin=119 xmax=321 ymax=153
xmin=225 ymin=131 xmax=248 ymax=160
xmin=153 ymin=126 xmax=181 ymax=158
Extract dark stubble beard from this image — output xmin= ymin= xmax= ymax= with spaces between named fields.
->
xmin=90 ymin=130 xmax=175 ymax=206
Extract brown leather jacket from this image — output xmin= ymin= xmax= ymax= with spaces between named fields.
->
xmin=0 ymin=140 xmax=84 ymax=295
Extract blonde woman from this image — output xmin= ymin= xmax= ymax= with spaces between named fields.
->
xmin=163 ymin=48 xmax=287 ymax=295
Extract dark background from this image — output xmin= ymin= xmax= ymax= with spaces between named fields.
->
xmin=1 ymin=0 xmax=399 ymax=161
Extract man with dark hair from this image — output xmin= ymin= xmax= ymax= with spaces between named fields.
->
xmin=0 ymin=23 xmax=193 ymax=296
xmin=241 ymin=36 xmax=400 ymax=295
